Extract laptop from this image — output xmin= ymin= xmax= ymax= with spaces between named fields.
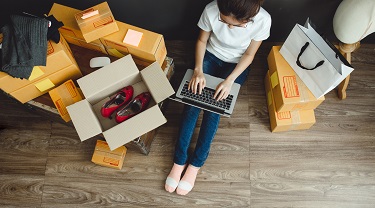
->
xmin=169 ymin=69 xmax=241 ymax=117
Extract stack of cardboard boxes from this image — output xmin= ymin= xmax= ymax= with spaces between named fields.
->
xmin=265 ymin=46 xmax=325 ymax=132
xmin=0 ymin=2 xmax=173 ymax=168
xmin=48 ymin=2 xmax=167 ymax=68
xmin=0 ymin=35 xmax=82 ymax=103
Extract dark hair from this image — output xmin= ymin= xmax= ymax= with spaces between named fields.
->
xmin=217 ymin=0 xmax=264 ymax=22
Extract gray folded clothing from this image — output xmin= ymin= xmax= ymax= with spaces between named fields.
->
xmin=1 ymin=15 xmax=49 ymax=79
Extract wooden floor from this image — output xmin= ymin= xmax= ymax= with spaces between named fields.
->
xmin=0 ymin=41 xmax=375 ymax=207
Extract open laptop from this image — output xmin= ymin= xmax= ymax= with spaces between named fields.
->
xmin=169 ymin=69 xmax=241 ymax=117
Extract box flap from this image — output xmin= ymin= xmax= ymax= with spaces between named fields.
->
xmin=103 ymin=105 xmax=166 ymax=150
xmin=140 ymin=62 xmax=175 ymax=103
xmin=66 ymin=100 xmax=102 ymax=141
xmin=95 ymin=140 xmax=126 ymax=156
xmin=77 ymin=55 xmax=139 ymax=104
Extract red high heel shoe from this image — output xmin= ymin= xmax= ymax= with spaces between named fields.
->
xmin=115 ymin=92 xmax=152 ymax=123
xmin=101 ymin=85 xmax=134 ymax=118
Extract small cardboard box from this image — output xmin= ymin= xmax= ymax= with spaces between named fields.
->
xmin=49 ymin=80 xmax=84 ymax=122
xmin=92 ymin=140 xmax=127 ymax=170
xmin=67 ymin=55 xmax=175 ymax=150
xmin=48 ymin=3 xmax=104 ymax=46
xmin=0 ymin=36 xmax=77 ymax=94
xmin=10 ymin=64 xmax=82 ymax=103
xmin=267 ymin=46 xmax=325 ymax=112
xmin=74 ymin=2 xmax=119 ymax=43
xmin=265 ymin=70 xmax=316 ymax=132
xmin=100 ymin=21 xmax=167 ymax=67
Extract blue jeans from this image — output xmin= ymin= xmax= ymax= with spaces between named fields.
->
xmin=173 ymin=51 xmax=250 ymax=167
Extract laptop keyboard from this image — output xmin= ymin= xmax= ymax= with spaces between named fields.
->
xmin=179 ymin=81 xmax=233 ymax=111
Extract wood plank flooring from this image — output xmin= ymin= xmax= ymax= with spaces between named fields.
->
xmin=0 ymin=41 xmax=374 ymax=207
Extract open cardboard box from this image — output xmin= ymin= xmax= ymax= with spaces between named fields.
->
xmin=67 ymin=55 xmax=174 ymax=150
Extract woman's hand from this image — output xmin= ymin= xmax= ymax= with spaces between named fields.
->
xmin=214 ymin=79 xmax=234 ymax=101
xmin=188 ymin=68 xmax=206 ymax=94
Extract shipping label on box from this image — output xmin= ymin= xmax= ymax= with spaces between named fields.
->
xmin=74 ymin=2 xmax=119 ymax=43
xmin=91 ymin=140 xmax=127 ymax=170
xmin=265 ymin=70 xmax=316 ymax=132
xmin=67 ymin=55 xmax=174 ymax=150
xmin=267 ymin=46 xmax=325 ymax=112
xmin=49 ymin=79 xmax=84 ymax=122
xmin=100 ymin=21 xmax=166 ymax=67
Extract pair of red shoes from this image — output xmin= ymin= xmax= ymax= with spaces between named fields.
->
xmin=100 ymin=85 xmax=152 ymax=123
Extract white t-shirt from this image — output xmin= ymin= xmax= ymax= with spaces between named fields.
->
xmin=198 ymin=1 xmax=272 ymax=63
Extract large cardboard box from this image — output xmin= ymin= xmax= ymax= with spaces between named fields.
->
xmin=91 ymin=140 xmax=127 ymax=170
xmin=0 ymin=34 xmax=82 ymax=103
xmin=100 ymin=21 xmax=167 ymax=67
xmin=265 ymin=70 xmax=316 ymax=132
xmin=49 ymin=79 xmax=84 ymax=122
xmin=67 ymin=55 xmax=174 ymax=150
xmin=64 ymin=35 xmax=107 ymax=54
xmin=74 ymin=2 xmax=119 ymax=43
xmin=267 ymin=46 xmax=325 ymax=112
xmin=48 ymin=3 xmax=106 ymax=49
xmin=10 ymin=64 xmax=82 ymax=103
xmin=0 ymin=36 xmax=76 ymax=94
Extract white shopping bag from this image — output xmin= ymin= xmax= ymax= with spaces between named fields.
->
xmin=280 ymin=18 xmax=354 ymax=98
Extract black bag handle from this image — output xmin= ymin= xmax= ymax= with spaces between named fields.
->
xmin=296 ymin=42 xmax=325 ymax=70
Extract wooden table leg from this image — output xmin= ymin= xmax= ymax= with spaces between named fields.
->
xmin=337 ymin=42 xmax=359 ymax=100
xmin=337 ymin=75 xmax=350 ymax=99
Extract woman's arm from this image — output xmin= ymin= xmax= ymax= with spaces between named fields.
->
xmin=189 ymin=29 xmax=211 ymax=94
xmin=214 ymin=39 xmax=263 ymax=100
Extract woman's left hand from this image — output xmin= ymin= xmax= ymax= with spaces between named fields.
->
xmin=214 ymin=79 xmax=234 ymax=101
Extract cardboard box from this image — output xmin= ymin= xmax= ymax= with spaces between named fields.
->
xmin=49 ymin=80 xmax=84 ymax=122
xmin=10 ymin=64 xmax=82 ymax=103
xmin=91 ymin=140 xmax=127 ymax=170
xmin=0 ymin=36 xmax=77 ymax=94
xmin=100 ymin=21 xmax=167 ymax=67
xmin=267 ymin=46 xmax=325 ymax=112
xmin=48 ymin=3 xmax=105 ymax=46
xmin=67 ymin=55 xmax=175 ymax=150
xmin=64 ymin=35 xmax=107 ymax=54
xmin=265 ymin=70 xmax=316 ymax=132
xmin=75 ymin=2 xmax=119 ymax=43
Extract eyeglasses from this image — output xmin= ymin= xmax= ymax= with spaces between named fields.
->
xmin=218 ymin=13 xmax=250 ymax=28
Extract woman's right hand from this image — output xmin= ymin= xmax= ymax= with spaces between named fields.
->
xmin=188 ymin=68 xmax=206 ymax=94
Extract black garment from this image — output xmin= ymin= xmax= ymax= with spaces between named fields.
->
xmin=1 ymin=15 xmax=49 ymax=79
xmin=45 ymin=15 xmax=64 ymax=43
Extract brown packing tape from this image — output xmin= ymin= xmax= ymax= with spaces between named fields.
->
xmin=295 ymin=75 xmax=309 ymax=104
xmin=103 ymin=39 xmax=129 ymax=53
xmin=288 ymin=111 xmax=302 ymax=130
xmin=267 ymin=91 xmax=272 ymax=106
